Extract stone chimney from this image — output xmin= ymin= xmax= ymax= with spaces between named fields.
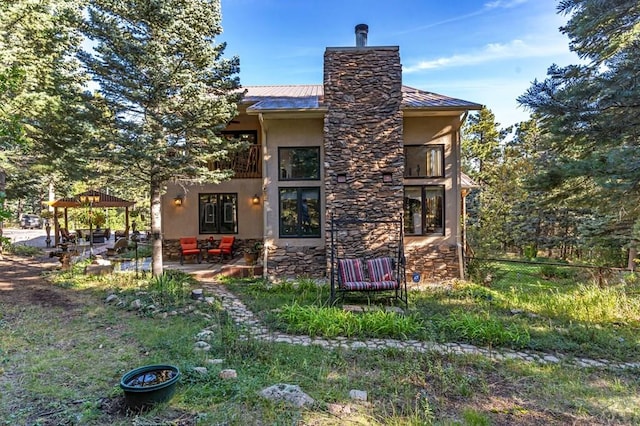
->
xmin=323 ymin=26 xmax=404 ymax=259
xmin=355 ymin=24 xmax=368 ymax=47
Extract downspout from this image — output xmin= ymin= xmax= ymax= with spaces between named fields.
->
xmin=457 ymin=111 xmax=469 ymax=280
xmin=258 ymin=113 xmax=269 ymax=279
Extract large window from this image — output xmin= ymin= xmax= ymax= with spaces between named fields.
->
xmin=279 ymin=187 xmax=321 ymax=237
xmin=405 ymin=145 xmax=444 ymax=177
xmin=199 ymin=193 xmax=238 ymax=234
xmin=404 ymin=186 xmax=444 ymax=235
xmin=279 ymin=147 xmax=320 ymax=180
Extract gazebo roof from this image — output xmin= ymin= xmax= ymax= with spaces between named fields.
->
xmin=49 ymin=190 xmax=135 ymax=208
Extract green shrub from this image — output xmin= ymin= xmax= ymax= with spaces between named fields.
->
xmin=539 ymin=264 xmax=576 ymax=280
xmin=5 ymin=243 xmax=42 ymax=257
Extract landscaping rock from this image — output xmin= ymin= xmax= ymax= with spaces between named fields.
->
xmin=193 ymin=367 xmax=208 ymax=375
xmin=194 ymin=341 xmax=211 ymax=351
xmin=196 ymin=330 xmax=214 ymax=341
xmin=349 ymin=389 xmax=367 ymax=401
xmin=129 ymin=299 xmax=142 ymax=310
xmin=105 ymin=294 xmax=119 ymax=304
xmin=219 ymin=369 xmax=237 ymax=379
xmin=259 ymin=383 xmax=314 ymax=408
xmin=85 ymin=263 xmax=113 ymax=276
xmin=207 ymin=358 xmax=224 ymax=365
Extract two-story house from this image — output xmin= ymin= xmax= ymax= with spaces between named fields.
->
xmin=162 ymin=25 xmax=482 ymax=283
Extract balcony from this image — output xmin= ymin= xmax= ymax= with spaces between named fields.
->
xmin=210 ymin=144 xmax=262 ymax=178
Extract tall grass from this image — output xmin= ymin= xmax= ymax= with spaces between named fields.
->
xmin=431 ymin=310 xmax=530 ymax=348
xmin=274 ymin=302 xmax=425 ymax=339
xmin=508 ymin=283 xmax=640 ymax=324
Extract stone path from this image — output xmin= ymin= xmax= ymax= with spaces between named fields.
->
xmin=199 ymin=279 xmax=640 ymax=371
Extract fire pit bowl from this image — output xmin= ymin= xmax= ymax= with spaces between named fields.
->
xmin=120 ymin=364 xmax=180 ymax=409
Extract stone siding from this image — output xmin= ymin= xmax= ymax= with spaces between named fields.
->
xmin=266 ymin=245 xmax=326 ymax=280
xmin=323 ymin=46 xmax=404 ymax=263
xmin=404 ymin=244 xmax=460 ymax=285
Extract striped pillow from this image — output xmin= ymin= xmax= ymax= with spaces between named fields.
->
xmin=366 ymin=257 xmax=395 ymax=282
xmin=338 ymin=258 xmax=365 ymax=284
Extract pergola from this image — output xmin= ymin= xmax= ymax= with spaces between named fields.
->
xmin=48 ymin=190 xmax=136 ymax=247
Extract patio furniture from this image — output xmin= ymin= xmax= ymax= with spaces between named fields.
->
xmin=207 ymin=236 xmax=235 ymax=262
xmin=179 ymin=237 xmax=202 ymax=265
xmin=115 ymin=226 xmax=130 ymax=240
xmin=60 ymin=228 xmax=76 ymax=243
xmin=106 ymin=237 xmax=129 ymax=256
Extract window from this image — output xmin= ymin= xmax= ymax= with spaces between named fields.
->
xmin=404 ymin=186 xmax=444 ymax=235
xmin=405 ymin=145 xmax=444 ymax=177
xmin=279 ymin=187 xmax=321 ymax=237
xmin=199 ymin=193 xmax=238 ymax=234
xmin=279 ymin=147 xmax=320 ymax=180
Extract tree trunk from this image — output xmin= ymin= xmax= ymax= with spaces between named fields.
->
xmin=0 ymin=167 xmax=5 ymax=259
xmin=150 ymin=180 xmax=164 ymax=276
xmin=628 ymin=247 xmax=637 ymax=271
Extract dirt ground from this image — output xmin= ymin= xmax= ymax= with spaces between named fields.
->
xmin=0 ymin=253 xmax=81 ymax=308
xmin=0 ymin=254 xmax=198 ymax=425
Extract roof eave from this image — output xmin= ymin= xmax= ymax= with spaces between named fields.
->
xmin=246 ymin=107 xmax=328 ymax=116
xmin=402 ymin=105 xmax=483 ymax=116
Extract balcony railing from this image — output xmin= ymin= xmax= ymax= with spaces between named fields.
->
xmin=210 ymin=144 xmax=262 ymax=178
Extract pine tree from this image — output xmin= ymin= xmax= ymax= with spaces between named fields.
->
xmin=81 ymin=0 xmax=241 ymax=275
xmin=0 ymin=0 xmax=90 ymax=253
xmin=518 ymin=0 xmax=640 ymax=265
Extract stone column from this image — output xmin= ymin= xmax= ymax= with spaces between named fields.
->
xmin=323 ymin=46 xmax=404 ymax=260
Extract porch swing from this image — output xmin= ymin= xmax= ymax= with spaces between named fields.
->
xmin=329 ymin=213 xmax=408 ymax=307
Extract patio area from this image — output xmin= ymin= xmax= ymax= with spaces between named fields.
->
xmin=4 ymin=228 xmax=261 ymax=279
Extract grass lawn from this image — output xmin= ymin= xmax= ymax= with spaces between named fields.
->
xmin=1 ymin=255 xmax=639 ymax=425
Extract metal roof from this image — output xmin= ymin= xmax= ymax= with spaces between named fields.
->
xmin=48 ymin=190 xmax=135 ymax=208
xmin=460 ymin=172 xmax=479 ymax=189
xmin=401 ymin=86 xmax=483 ymax=110
xmin=243 ymin=85 xmax=482 ymax=112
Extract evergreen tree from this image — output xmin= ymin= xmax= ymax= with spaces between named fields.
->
xmin=518 ymin=0 xmax=640 ymax=265
xmin=0 ymin=0 xmax=90 ymax=253
xmin=81 ymin=0 xmax=241 ymax=275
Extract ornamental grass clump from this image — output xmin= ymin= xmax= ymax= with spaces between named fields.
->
xmin=147 ymin=270 xmax=195 ymax=307
xmin=275 ymin=302 xmax=425 ymax=339
xmin=433 ymin=310 xmax=530 ymax=348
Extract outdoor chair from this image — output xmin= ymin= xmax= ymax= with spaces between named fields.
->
xmin=179 ymin=237 xmax=202 ymax=265
xmin=115 ymin=226 xmax=129 ymax=241
xmin=60 ymin=228 xmax=76 ymax=243
xmin=207 ymin=236 xmax=235 ymax=262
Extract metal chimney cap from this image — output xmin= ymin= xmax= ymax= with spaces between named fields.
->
xmin=355 ymin=24 xmax=368 ymax=47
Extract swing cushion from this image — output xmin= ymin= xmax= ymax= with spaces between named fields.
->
xmin=366 ymin=257 xmax=399 ymax=290
xmin=338 ymin=259 xmax=370 ymax=290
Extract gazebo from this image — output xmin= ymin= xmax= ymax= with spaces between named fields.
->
xmin=48 ymin=190 xmax=136 ymax=247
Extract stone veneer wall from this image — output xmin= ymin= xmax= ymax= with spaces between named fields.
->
xmin=265 ymin=245 xmax=326 ymax=280
xmin=323 ymin=46 xmax=404 ymax=261
xmin=404 ymin=244 xmax=460 ymax=284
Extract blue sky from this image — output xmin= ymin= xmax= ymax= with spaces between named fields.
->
xmin=219 ymin=0 xmax=579 ymax=128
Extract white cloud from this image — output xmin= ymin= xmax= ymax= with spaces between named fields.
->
xmin=396 ymin=0 xmax=529 ymax=35
xmin=484 ymin=0 xmax=528 ymax=10
xmin=403 ymin=38 xmax=570 ymax=73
